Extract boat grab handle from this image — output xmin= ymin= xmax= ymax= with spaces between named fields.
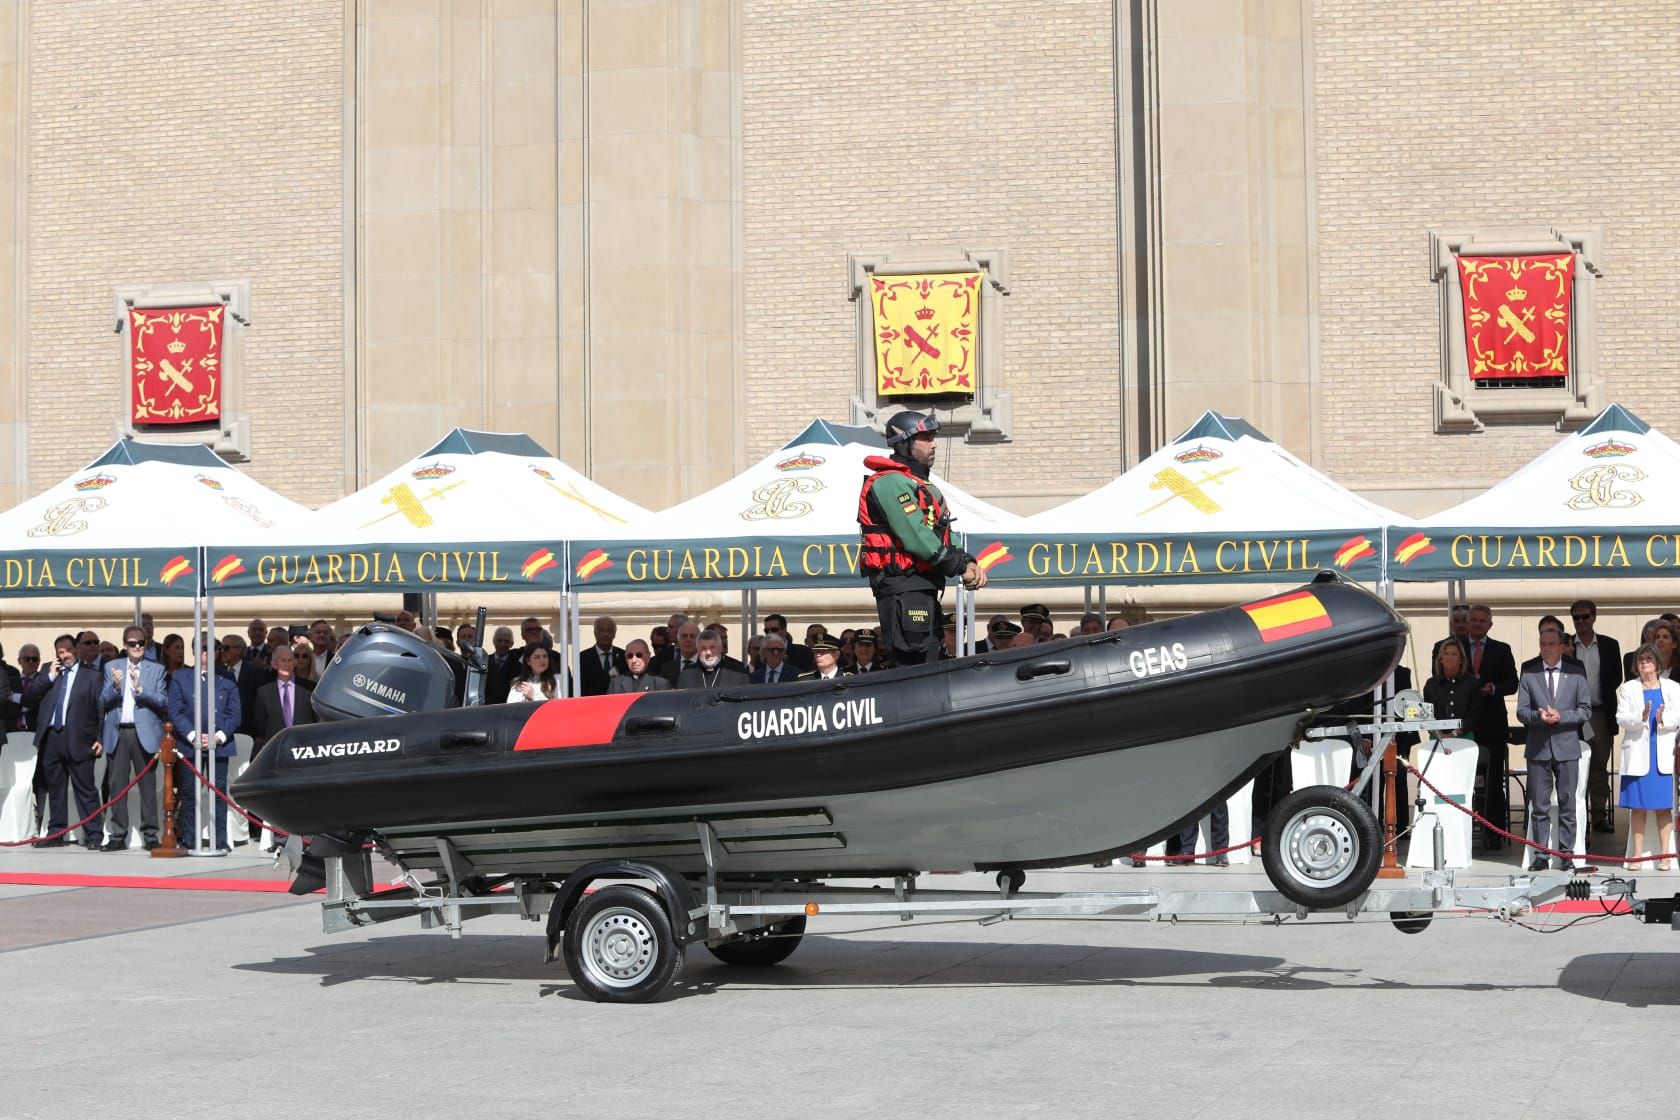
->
xmin=1016 ymin=658 xmax=1072 ymax=681
xmin=441 ymin=730 xmax=491 ymax=748
xmin=626 ymin=715 xmax=679 ymax=734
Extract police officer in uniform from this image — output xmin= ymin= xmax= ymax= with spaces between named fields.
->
xmin=857 ymin=411 xmax=987 ymax=665
xmin=797 ymin=635 xmax=852 ymax=681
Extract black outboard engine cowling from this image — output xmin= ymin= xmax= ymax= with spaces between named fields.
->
xmin=313 ymin=623 xmax=459 ymax=721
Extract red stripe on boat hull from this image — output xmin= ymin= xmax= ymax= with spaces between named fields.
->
xmin=513 ymin=694 xmax=644 ymax=751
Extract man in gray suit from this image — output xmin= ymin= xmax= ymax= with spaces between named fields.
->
xmin=98 ymin=625 xmax=170 ymax=850
xmin=1516 ymin=628 xmax=1594 ymax=872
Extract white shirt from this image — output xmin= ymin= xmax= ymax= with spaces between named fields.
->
xmin=1577 ymin=635 xmax=1602 ymax=706
xmin=120 ymin=662 xmax=138 ymax=723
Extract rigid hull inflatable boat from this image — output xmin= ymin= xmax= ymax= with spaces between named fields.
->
xmin=233 ymin=572 xmax=1407 ymax=882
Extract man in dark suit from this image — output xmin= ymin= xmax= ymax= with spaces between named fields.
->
xmin=168 ymin=634 xmax=242 ymax=853
xmin=1465 ymin=605 xmax=1518 ymax=847
xmin=762 ymin=614 xmax=813 ymax=674
xmin=675 ymin=632 xmax=750 ymax=689
xmin=97 ymin=625 xmax=170 ymax=850
xmin=1429 ymin=604 xmax=1471 ymax=665
xmin=578 ymin=615 xmax=628 ymax=696
xmin=1565 ymin=600 xmax=1622 ymax=833
xmin=661 ymin=621 xmax=703 ymax=687
xmin=749 ymin=635 xmax=795 ymax=685
xmin=1516 ymin=628 xmax=1594 ymax=871
xmin=219 ymin=634 xmax=273 ymax=738
xmin=27 ymin=632 xmax=106 ymax=848
xmin=252 ymin=642 xmax=318 ymax=754
xmin=484 ymin=626 xmax=519 ymax=705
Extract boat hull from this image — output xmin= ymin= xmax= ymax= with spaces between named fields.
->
xmin=233 ymin=574 xmax=1406 ymax=879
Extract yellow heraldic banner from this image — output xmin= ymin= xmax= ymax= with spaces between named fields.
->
xmin=870 ymin=272 xmax=981 ymax=397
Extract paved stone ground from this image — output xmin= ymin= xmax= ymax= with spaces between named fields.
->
xmin=3 ymin=845 xmax=1677 ymax=1120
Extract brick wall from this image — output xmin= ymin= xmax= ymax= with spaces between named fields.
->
xmin=739 ymin=1 xmax=1121 ymax=504
xmin=26 ymin=0 xmax=344 ymax=503
xmin=1313 ymin=1 xmax=1680 ymax=497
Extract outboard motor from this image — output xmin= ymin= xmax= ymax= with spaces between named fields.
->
xmin=313 ymin=623 xmax=459 ymax=721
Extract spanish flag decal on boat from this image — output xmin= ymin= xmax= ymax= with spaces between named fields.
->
xmin=1333 ymin=536 xmax=1375 ymax=569
xmin=210 ymin=554 xmax=245 ymax=585
xmin=159 ymin=554 xmax=193 ymax=586
xmin=1242 ymin=590 xmax=1331 ymax=643
xmin=1393 ymin=532 xmax=1435 ymax=566
xmin=572 ymin=547 xmax=611 ymax=581
xmin=974 ymin=541 xmax=1012 ymax=571
xmin=521 ymin=548 xmax=560 ymax=580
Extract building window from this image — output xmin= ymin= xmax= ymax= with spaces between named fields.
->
xmin=1429 ymin=228 xmax=1603 ymax=433
xmin=848 ymin=245 xmax=1011 ymax=443
xmin=114 ymin=280 xmax=252 ymax=460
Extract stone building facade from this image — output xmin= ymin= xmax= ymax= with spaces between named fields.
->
xmin=0 ymin=1 xmax=1676 ymax=647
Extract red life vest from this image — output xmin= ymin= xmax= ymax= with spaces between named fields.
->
xmin=857 ymin=455 xmax=952 ymax=574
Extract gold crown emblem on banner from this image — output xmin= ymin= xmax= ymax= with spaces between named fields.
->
xmin=1505 ymin=285 xmax=1527 ymax=301
xmin=166 ymin=339 xmax=187 ymax=354
xmin=913 ymin=307 xmax=936 ymax=321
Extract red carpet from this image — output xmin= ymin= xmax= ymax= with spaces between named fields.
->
xmin=0 ymin=871 xmax=305 ymax=893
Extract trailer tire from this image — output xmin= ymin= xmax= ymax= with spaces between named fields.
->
xmin=706 ymin=915 xmax=807 ymax=967
xmin=1261 ymin=785 xmax=1381 ymax=910
xmin=562 ymin=884 xmax=685 ymax=1003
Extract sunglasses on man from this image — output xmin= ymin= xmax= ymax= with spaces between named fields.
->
xmin=124 ymin=640 xmax=145 ymax=649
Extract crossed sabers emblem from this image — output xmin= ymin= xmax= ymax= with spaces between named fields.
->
xmin=362 ymin=481 xmax=468 ymax=529
xmin=1139 ymin=466 xmax=1240 ymax=516
xmin=540 ymin=479 xmax=628 ymax=524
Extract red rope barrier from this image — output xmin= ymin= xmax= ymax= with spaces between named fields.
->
xmin=174 ymin=752 xmax=289 ymax=839
xmin=0 ymin=754 xmax=160 ymax=847
xmin=1404 ymin=756 xmax=1673 ymax=867
xmin=1125 ymin=838 xmax=1261 ymax=863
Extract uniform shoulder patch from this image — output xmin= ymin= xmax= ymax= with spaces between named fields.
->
xmin=896 ymin=492 xmax=918 ymax=514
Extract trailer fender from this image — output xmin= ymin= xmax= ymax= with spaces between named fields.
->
xmin=544 ymin=859 xmax=700 ymax=963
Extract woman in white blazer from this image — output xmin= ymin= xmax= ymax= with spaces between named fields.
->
xmin=1615 ymin=643 xmax=1680 ymax=869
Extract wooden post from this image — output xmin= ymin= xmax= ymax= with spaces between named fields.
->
xmin=1377 ymin=738 xmax=1405 ymax=878
xmin=151 ymin=721 xmax=185 ymax=859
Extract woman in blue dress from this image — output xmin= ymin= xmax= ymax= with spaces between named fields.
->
xmin=1615 ymin=643 xmax=1679 ymax=869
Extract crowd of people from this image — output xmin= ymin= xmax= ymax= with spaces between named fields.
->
xmin=1419 ymin=599 xmax=1678 ymax=871
xmin=0 ymin=602 xmax=1123 ymax=853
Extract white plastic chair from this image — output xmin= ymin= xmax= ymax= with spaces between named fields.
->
xmin=0 ymin=733 xmax=39 ymax=843
xmin=1187 ymin=780 xmax=1255 ymax=865
xmin=1525 ymin=745 xmax=1591 ymax=865
xmin=1291 ymin=737 xmax=1354 ymax=790
xmin=1405 ymin=738 xmax=1478 ymax=869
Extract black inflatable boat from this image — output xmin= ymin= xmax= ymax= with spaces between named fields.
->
xmin=233 ymin=572 xmax=1407 ymax=882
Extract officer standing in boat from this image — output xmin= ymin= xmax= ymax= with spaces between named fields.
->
xmin=857 ymin=410 xmax=987 ymax=666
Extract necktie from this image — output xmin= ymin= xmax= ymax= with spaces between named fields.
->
xmin=601 ymin=650 xmax=611 ymax=672
xmin=1472 ymin=641 xmax=1483 ymax=674
xmin=768 ymin=667 xmax=778 ymax=684
xmin=281 ymin=680 xmax=293 ymax=726
xmin=1546 ymin=666 xmax=1557 ymax=700
xmin=55 ymin=665 xmax=74 ymax=729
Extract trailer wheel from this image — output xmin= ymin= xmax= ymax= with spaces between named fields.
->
xmin=1261 ymin=785 xmax=1381 ymax=910
xmin=1390 ymin=911 xmax=1433 ymax=934
xmin=706 ymin=915 xmax=807 ymax=967
xmin=562 ymin=884 xmax=685 ymax=1003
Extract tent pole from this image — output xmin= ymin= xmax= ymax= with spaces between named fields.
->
xmin=568 ymin=590 xmax=582 ymax=699
xmin=1099 ymin=586 xmax=1108 ymax=626
xmin=556 ymin=591 xmax=570 ymax=698
xmin=966 ymin=581 xmax=978 ymax=656
xmin=132 ymin=595 xmax=142 ymax=628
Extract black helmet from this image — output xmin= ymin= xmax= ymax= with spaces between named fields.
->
xmin=884 ymin=410 xmax=939 ymax=445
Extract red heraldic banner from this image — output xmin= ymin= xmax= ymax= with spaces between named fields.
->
xmin=1456 ymin=254 xmax=1573 ymax=381
xmin=130 ymin=305 xmax=224 ymax=425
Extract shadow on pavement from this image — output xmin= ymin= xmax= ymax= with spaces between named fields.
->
xmin=235 ymin=932 xmax=1564 ymax=1002
xmin=1558 ymin=953 xmax=1680 ymax=1007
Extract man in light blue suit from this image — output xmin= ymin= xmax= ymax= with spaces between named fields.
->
xmin=168 ymin=633 xmax=241 ymax=853
xmin=98 ymin=625 xmax=170 ymax=850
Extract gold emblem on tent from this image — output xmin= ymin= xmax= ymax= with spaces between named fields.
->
xmin=1567 ymin=464 xmax=1644 ymax=510
xmin=741 ymin=476 xmax=824 ymax=521
xmin=363 ymin=480 xmax=468 ymax=529
xmin=539 ymin=479 xmax=629 ymax=525
xmin=28 ymin=496 xmax=107 ymax=538
xmin=1138 ymin=467 xmax=1240 ymax=516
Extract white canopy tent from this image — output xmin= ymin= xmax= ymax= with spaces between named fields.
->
xmin=1392 ymin=403 xmax=1680 ymax=581
xmin=988 ymin=412 xmax=1403 ymax=588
